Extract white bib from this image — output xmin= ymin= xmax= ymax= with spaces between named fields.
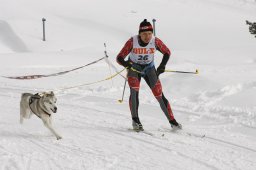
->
xmin=129 ymin=35 xmax=156 ymax=65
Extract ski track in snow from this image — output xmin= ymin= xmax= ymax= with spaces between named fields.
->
xmin=0 ymin=83 xmax=256 ymax=170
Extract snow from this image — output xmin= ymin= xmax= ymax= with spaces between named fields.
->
xmin=1 ymin=0 xmax=256 ymax=169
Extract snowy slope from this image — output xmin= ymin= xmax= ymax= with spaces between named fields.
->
xmin=1 ymin=0 xmax=256 ymax=169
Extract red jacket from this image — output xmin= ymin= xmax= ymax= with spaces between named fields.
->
xmin=116 ymin=36 xmax=171 ymax=67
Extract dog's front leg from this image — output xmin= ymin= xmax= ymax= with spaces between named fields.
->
xmin=41 ymin=116 xmax=62 ymax=140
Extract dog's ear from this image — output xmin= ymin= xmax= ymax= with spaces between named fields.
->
xmin=38 ymin=92 xmax=45 ymax=97
xmin=44 ymin=91 xmax=54 ymax=97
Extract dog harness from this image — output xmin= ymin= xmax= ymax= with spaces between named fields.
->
xmin=29 ymin=93 xmax=51 ymax=117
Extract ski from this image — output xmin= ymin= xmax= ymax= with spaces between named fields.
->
xmin=185 ymin=132 xmax=206 ymax=138
xmin=128 ymin=128 xmax=154 ymax=136
xmin=127 ymin=127 xmax=205 ymax=138
xmin=159 ymin=128 xmax=206 ymax=138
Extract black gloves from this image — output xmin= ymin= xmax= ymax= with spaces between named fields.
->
xmin=157 ymin=64 xmax=165 ymax=76
xmin=157 ymin=53 xmax=169 ymax=76
xmin=123 ymin=61 xmax=132 ymax=69
xmin=117 ymin=56 xmax=132 ymax=69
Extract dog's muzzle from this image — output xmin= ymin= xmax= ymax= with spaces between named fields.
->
xmin=51 ymin=107 xmax=57 ymax=113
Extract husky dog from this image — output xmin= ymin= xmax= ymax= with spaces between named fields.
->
xmin=20 ymin=91 xmax=62 ymax=140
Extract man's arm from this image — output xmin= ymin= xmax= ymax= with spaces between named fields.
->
xmin=155 ymin=37 xmax=171 ymax=76
xmin=116 ymin=38 xmax=133 ymax=68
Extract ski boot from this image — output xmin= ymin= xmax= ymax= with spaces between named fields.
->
xmin=169 ymin=119 xmax=182 ymax=130
xmin=132 ymin=117 xmax=144 ymax=132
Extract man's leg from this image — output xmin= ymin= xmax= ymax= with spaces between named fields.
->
xmin=144 ymin=67 xmax=182 ymax=129
xmin=127 ymin=69 xmax=143 ymax=131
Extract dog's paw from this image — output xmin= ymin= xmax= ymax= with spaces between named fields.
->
xmin=56 ymin=136 xmax=62 ymax=140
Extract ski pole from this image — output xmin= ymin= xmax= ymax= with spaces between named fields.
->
xmin=164 ymin=69 xmax=199 ymax=74
xmin=118 ymin=79 xmax=127 ymax=103
xmin=152 ymin=19 xmax=156 ymax=36
xmin=130 ymin=67 xmax=199 ymax=75
xmin=104 ymin=43 xmax=114 ymax=87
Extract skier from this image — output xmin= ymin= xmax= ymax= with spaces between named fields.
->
xmin=116 ymin=19 xmax=182 ymax=131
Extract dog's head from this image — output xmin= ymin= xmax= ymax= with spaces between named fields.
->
xmin=42 ymin=91 xmax=57 ymax=113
